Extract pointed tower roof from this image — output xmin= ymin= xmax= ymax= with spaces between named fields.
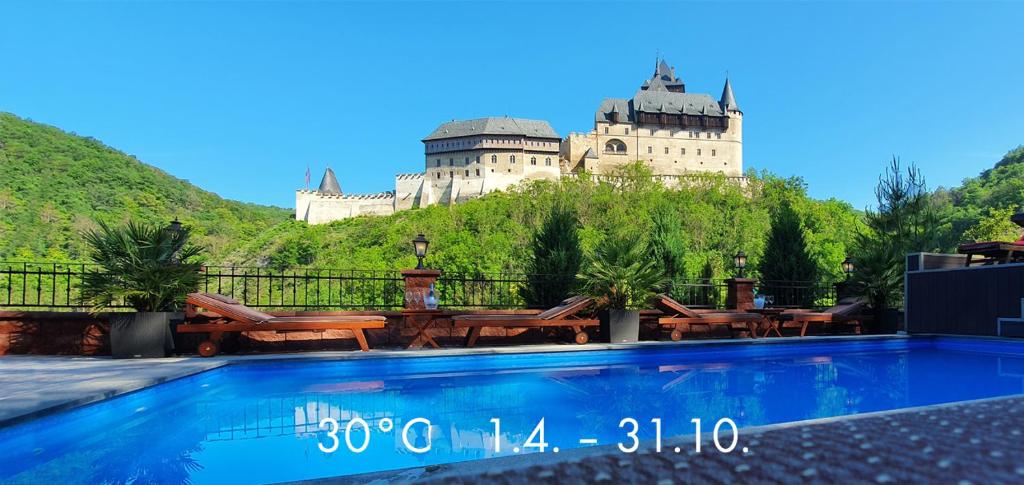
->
xmin=720 ymin=77 xmax=740 ymax=112
xmin=318 ymin=167 xmax=342 ymax=195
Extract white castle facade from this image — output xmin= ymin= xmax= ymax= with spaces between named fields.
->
xmin=296 ymin=59 xmax=743 ymax=224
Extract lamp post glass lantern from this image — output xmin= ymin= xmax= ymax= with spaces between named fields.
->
xmin=842 ymin=256 xmax=855 ymax=279
xmin=733 ymin=250 xmax=748 ymax=278
xmin=412 ymin=234 xmax=429 ymax=269
xmin=167 ymin=218 xmax=183 ymax=236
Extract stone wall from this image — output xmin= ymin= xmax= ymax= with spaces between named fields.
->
xmin=295 ymin=190 xmax=396 ymax=224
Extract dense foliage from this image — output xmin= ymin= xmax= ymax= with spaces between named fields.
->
xmin=935 ymin=146 xmax=1024 ymax=247
xmin=81 ymin=221 xmax=203 ymax=312
xmin=760 ymin=199 xmax=818 ymax=284
xmin=0 ymin=113 xmax=291 ymax=262
xmin=522 ymin=205 xmax=583 ymax=308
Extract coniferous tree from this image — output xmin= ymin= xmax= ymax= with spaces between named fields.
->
xmin=649 ymin=204 xmax=687 ymax=281
xmin=760 ymin=200 xmax=817 ymax=306
xmin=522 ymin=205 xmax=583 ymax=308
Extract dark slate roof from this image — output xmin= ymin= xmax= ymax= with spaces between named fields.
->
xmin=641 ymin=58 xmax=685 ymax=92
xmin=422 ymin=117 xmax=560 ymax=141
xmin=317 ymin=167 xmax=341 ymax=195
xmin=583 ymin=147 xmax=599 ymax=159
xmin=595 ymin=91 xmax=725 ymax=122
xmin=720 ymin=77 xmax=740 ymax=112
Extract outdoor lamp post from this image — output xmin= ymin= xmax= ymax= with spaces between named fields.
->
xmin=412 ymin=234 xmax=430 ymax=270
xmin=842 ymin=256 xmax=855 ymax=279
xmin=167 ymin=218 xmax=183 ymax=236
xmin=733 ymin=250 xmax=748 ymax=278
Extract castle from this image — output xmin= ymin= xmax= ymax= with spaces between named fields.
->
xmin=296 ymin=59 xmax=742 ymax=224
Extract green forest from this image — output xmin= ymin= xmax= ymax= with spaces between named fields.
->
xmin=2 ymin=112 xmax=1022 ymax=284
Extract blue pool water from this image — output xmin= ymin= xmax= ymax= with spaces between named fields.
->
xmin=2 ymin=336 xmax=1024 ymax=483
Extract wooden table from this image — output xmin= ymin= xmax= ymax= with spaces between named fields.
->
xmin=749 ymin=308 xmax=787 ymax=337
xmin=401 ymin=309 xmax=444 ymax=349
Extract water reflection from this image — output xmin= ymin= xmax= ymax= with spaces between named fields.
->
xmin=1 ymin=341 xmax=1023 ymax=483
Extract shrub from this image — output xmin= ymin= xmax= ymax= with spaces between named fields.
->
xmin=81 ymin=221 xmax=203 ymax=312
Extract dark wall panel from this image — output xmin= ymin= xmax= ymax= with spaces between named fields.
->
xmin=906 ymin=264 xmax=1024 ymax=335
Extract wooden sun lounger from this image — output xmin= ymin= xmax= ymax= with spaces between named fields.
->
xmin=178 ymin=293 xmax=386 ymax=356
xmin=775 ymin=297 xmax=866 ymax=336
xmin=451 ymin=295 xmax=598 ymax=347
xmin=653 ymin=294 xmax=764 ymax=340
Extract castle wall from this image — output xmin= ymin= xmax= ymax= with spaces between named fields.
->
xmin=295 ymin=190 xmax=395 ymax=224
xmin=395 ymin=173 xmax=426 ymax=211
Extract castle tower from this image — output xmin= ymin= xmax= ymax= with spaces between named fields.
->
xmin=720 ymin=77 xmax=743 ymax=175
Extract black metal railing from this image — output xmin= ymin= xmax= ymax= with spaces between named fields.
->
xmin=665 ymin=278 xmax=729 ymax=309
xmin=436 ymin=272 xmax=532 ymax=309
xmin=0 ymin=262 xmax=128 ymax=309
xmin=756 ymin=280 xmax=837 ymax=309
xmin=0 ymin=261 xmax=838 ymax=312
xmin=199 ymin=266 xmax=405 ymax=310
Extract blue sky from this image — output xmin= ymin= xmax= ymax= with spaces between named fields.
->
xmin=2 ymin=1 xmax=1022 ymax=210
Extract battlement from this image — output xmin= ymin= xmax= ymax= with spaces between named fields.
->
xmin=396 ymin=173 xmax=424 ymax=181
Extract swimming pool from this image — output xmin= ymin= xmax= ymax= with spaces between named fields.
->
xmin=1 ymin=336 xmax=1023 ymax=483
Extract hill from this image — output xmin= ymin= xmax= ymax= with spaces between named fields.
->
xmin=935 ymin=146 xmax=1024 ymax=247
xmin=0 ymin=112 xmax=292 ymax=262
xmin=228 ymin=166 xmax=865 ymax=281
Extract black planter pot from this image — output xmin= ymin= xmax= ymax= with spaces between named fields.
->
xmin=600 ymin=309 xmax=641 ymax=343
xmin=110 ymin=312 xmax=174 ymax=358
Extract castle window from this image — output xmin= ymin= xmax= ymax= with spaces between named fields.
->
xmin=647 ymin=146 xmax=652 ymax=154
xmin=712 ymin=149 xmax=716 ymax=156
xmin=625 ymin=127 xmax=630 ymax=135
xmin=604 ymin=139 xmax=626 ymax=153
xmin=604 ymin=126 xmax=609 ymax=134
xmin=545 ymin=157 xmax=551 ymax=166
xmin=664 ymin=147 xmax=669 ymax=154
xmin=436 ymin=159 xmax=441 ymax=167
xmin=531 ymin=157 xmax=537 ymax=165
xmin=697 ymin=149 xmax=702 ymax=156
xmin=716 ymin=133 xmax=722 ymax=139
xmin=449 ymin=158 xmax=454 ymax=166
xmin=681 ymin=148 xmax=686 ymax=155
xmin=707 ymin=132 xmax=711 ymax=139
xmin=475 ymin=156 xmax=480 ymax=163
xmin=449 ymin=171 xmax=454 ymax=178
xmin=476 ymin=169 xmax=481 ymax=176
xmin=465 ymin=157 xmax=470 ymax=164
xmin=509 ymin=155 xmax=516 ymax=164
xmin=491 ymin=155 xmax=497 ymax=163
xmin=465 ymin=170 xmax=469 ymax=176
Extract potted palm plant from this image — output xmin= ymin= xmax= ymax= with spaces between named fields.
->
xmin=578 ymin=235 xmax=666 ymax=343
xmin=82 ymin=220 xmax=203 ymax=358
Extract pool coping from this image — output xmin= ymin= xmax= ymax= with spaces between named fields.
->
xmin=319 ymin=392 xmax=1024 ymax=484
xmin=0 ymin=332 xmax=1011 ymax=429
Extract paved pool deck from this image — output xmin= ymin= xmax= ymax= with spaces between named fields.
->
xmin=0 ymin=334 xmax=903 ymax=428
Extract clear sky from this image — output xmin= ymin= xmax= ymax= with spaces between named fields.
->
xmin=2 ymin=1 xmax=1022 ymax=210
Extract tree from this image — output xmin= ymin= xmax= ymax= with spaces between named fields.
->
xmin=852 ymin=157 xmax=938 ymax=328
xmin=521 ymin=205 xmax=583 ymax=308
xmin=962 ymin=206 xmax=1022 ymax=243
xmin=760 ymin=200 xmax=818 ymax=306
xmin=648 ymin=203 xmax=687 ymax=280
